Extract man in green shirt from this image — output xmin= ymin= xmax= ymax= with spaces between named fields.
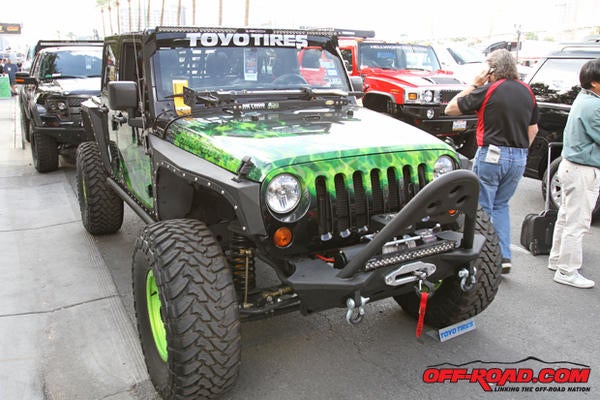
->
xmin=548 ymin=58 xmax=600 ymax=289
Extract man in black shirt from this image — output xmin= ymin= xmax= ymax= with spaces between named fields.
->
xmin=445 ymin=49 xmax=539 ymax=274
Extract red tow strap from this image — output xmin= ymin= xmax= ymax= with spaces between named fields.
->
xmin=416 ymin=292 xmax=428 ymax=337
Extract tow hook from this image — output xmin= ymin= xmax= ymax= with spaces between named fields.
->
xmin=345 ymin=295 xmax=370 ymax=325
xmin=458 ymin=266 xmax=477 ymax=292
xmin=413 ymin=275 xmax=435 ymax=297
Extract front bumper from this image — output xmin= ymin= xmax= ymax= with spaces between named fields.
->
xmin=33 ymin=125 xmax=92 ymax=144
xmin=285 ymin=169 xmax=483 ymax=314
xmin=400 ymin=105 xmax=477 ymax=136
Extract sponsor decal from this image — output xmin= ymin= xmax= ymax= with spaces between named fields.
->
xmin=437 ymin=317 xmax=475 ymax=342
xmin=422 ymin=356 xmax=591 ymax=393
xmin=238 ymin=102 xmax=280 ymax=111
xmin=186 ymin=33 xmax=308 ymax=49
xmin=367 ymin=44 xmax=404 ymax=50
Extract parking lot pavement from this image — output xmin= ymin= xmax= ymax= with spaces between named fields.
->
xmin=0 ymin=97 xmax=158 ymax=399
xmin=1 ymin=96 xmax=599 ymax=400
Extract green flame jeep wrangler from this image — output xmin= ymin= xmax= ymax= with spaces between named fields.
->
xmin=77 ymin=27 xmax=502 ymax=399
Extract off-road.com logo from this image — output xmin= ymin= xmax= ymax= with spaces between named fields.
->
xmin=423 ymin=357 xmax=591 ymax=392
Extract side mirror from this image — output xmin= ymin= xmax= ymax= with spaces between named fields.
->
xmin=15 ymin=71 xmax=35 ymax=85
xmin=349 ymin=76 xmax=364 ymax=92
xmin=108 ymin=81 xmax=138 ymax=111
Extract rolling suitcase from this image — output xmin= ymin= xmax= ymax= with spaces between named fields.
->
xmin=520 ymin=143 xmax=561 ymax=256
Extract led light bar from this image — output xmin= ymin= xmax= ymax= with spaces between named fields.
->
xmin=365 ymin=240 xmax=457 ymax=271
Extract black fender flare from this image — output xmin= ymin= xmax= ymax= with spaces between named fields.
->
xmin=149 ymin=135 xmax=266 ymax=236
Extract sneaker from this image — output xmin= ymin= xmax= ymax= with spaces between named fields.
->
xmin=547 ymin=264 xmax=557 ymax=271
xmin=553 ymin=270 xmax=595 ymax=289
xmin=501 ymin=258 xmax=511 ymax=274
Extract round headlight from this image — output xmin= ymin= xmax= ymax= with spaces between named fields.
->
xmin=421 ymin=90 xmax=434 ymax=103
xmin=433 ymin=156 xmax=455 ymax=179
xmin=57 ymin=102 xmax=67 ymax=111
xmin=266 ymin=174 xmax=301 ymax=214
xmin=426 ymin=108 xmax=435 ymax=119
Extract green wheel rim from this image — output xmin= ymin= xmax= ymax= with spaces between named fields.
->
xmin=146 ymin=270 xmax=168 ymax=362
xmin=81 ymin=175 xmax=87 ymax=202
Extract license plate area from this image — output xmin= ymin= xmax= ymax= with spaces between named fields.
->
xmin=452 ymin=119 xmax=467 ymax=131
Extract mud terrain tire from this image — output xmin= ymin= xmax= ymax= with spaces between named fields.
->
xmin=31 ymin=130 xmax=59 ymax=172
xmin=394 ymin=207 xmax=502 ymax=328
xmin=76 ymin=141 xmax=124 ymax=234
xmin=133 ymin=219 xmax=241 ymax=400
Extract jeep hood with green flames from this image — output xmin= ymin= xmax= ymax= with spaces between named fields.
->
xmin=165 ymin=106 xmax=457 ymax=182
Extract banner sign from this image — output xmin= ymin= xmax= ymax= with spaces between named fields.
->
xmin=0 ymin=23 xmax=22 ymax=34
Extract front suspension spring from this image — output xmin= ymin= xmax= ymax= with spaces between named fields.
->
xmin=228 ymin=233 xmax=256 ymax=296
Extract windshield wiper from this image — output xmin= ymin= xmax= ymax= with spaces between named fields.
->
xmin=301 ymin=87 xmax=349 ymax=99
xmin=181 ymin=88 xmax=236 ymax=107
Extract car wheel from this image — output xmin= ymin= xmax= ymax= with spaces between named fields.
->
xmin=76 ymin=141 xmax=124 ymax=234
xmin=394 ymin=206 xmax=502 ymax=328
xmin=385 ymin=98 xmax=396 ymax=115
xmin=31 ymin=129 xmax=59 ymax=173
xmin=542 ymin=156 xmax=600 ymax=218
xmin=133 ymin=219 xmax=241 ymax=400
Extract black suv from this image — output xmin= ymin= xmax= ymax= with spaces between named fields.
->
xmin=16 ymin=40 xmax=102 ymax=172
xmin=524 ymin=42 xmax=600 ymax=216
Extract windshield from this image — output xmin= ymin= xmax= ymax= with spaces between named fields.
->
xmin=37 ymin=48 xmax=102 ymax=79
xmin=154 ymin=45 xmax=350 ymax=99
xmin=446 ymin=45 xmax=485 ymax=65
xmin=358 ymin=43 xmax=441 ymax=71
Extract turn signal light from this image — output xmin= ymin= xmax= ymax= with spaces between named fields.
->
xmin=273 ymin=227 xmax=293 ymax=248
xmin=448 ymin=209 xmax=457 ymax=216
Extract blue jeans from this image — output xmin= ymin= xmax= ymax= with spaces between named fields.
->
xmin=472 ymin=146 xmax=528 ymax=260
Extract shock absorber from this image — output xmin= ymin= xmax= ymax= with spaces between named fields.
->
xmin=228 ymin=233 xmax=256 ymax=304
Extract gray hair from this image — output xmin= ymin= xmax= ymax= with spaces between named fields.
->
xmin=487 ymin=49 xmax=519 ymax=80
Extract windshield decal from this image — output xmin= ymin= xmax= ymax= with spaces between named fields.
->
xmin=244 ymin=48 xmax=258 ymax=80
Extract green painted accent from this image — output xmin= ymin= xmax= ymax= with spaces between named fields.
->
xmin=166 ymin=106 xmax=456 ymax=183
xmin=119 ymin=146 xmax=153 ymax=209
xmin=146 ymin=270 xmax=167 ymax=362
xmin=81 ymin=175 xmax=87 ymax=203
xmin=265 ymin=149 xmax=447 ymax=198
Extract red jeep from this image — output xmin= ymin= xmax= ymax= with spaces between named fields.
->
xmin=339 ymin=32 xmax=478 ymax=158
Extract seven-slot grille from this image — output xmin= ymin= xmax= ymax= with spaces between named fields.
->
xmin=314 ymin=164 xmax=429 ymax=241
